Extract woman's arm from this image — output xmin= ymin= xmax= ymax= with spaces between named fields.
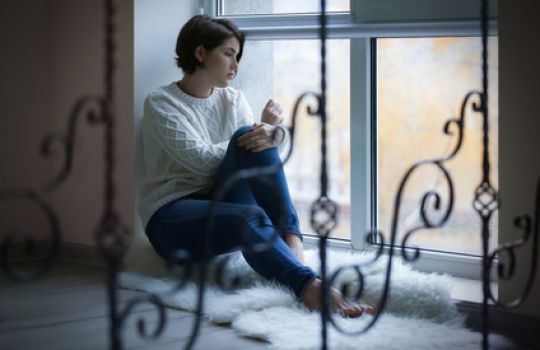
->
xmin=236 ymin=93 xmax=290 ymax=155
xmin=145 ymin=94 xmax=228 ymax=177
xmin=236 ymin=122 xmax=285 ymax=153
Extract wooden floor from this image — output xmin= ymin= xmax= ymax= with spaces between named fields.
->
xmin=2 ymin=262 xmax=539 ymax=350
xmin=0 ymin=262 xmax=269 ymax=350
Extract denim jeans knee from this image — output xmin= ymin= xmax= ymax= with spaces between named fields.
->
xmin=231 ymin=125 xmax=252 ymax=142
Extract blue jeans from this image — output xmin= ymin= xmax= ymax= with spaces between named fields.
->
xmin=146 ymin=126 xmax=318 ymax=299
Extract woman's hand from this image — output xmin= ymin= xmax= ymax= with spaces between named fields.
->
xmin=261 ymin=99 xmax=284 ymax=125
xmin=237 ymin=123 xmax=284 ymax=153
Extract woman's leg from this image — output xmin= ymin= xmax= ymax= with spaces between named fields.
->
xmin=147 ymin=198 xmax=375 ymax=316
xmin=145 ymin=197 xmax=317 ymax=299
xmin=212 ymin=126 xmax=302 ymax=242
xmin=209 ymin=126 xmax=375 ymax=316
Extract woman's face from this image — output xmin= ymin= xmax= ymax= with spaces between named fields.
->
xmin=198 ymin=36 xmax=240 ymax=88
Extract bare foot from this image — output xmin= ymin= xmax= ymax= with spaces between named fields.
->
xmin=301 ymin=278 xmax=376 ymax=318
xmin=284 ymin=233 xmax=305 ymax=264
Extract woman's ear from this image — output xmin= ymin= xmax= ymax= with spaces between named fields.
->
xmin=194 ymin=45 xmax=206 ymax=64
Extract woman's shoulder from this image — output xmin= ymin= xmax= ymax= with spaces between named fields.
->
xmin=143 ymin=83 xmax=184 ymax=120
xmin=145 ymin=82 xmax=177 ymax=103
xmin=217 ymin=86 xmax=245 ymax=105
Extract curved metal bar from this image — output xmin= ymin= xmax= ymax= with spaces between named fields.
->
xmin=88 ymin=0 xmax=539 ymax=349
xmin=95 ymin=212 xmax=131 ymax=261
xmin=207 ymin=169 xmax=285 ymax=255
xmin=177 ymin=110 xmax=317 ymax=348
xmin=0 ymin=94 xmax=104 ymax=283
xmin=310 ymin=196 xmax=339 ymax=238
xmin=392 ymin=92 xmax=481 ymax=259
xmin=486 ymin=178 xmax=539 ymax=308
xmin=39 ymin=95 xmax=105 ymax=193
xmin=164 ymin=249 xmax=197 ymax=292
xmin=320 ymin=84 xmax=483 ymax=337
xmin=213 ymin=255 xmax=244 ymax=291
xmin=477 ymin=1 xmax=495 ymax=348
xmin=173 ymin=84 xmax=324 ymax=349
xmin=179 ymin=258 xmax=209 ymax=350
xmin=158 ymin=118 xmax=280 ymax=349
xmin=326 ymin=265 xmax=368 ymax=335
xmin=118 ymin=293 xmax=167 ymax=340
xmin=364 ymin=229 xmax=386 ymax=265
xmin=281 ymin=91 xmax=321 ymax=165
xmin=0 ymin=190 xmax=60 ymax=283
xmin=400 ymin=163 xmax=455 ymax=262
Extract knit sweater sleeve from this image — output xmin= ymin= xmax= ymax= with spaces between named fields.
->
xmin=144 ymin=94 xmax=228 ymax=177
xmin=236 ymin=90 xmax=256 ymax=127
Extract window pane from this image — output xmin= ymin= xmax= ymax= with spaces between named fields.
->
xmin=220 ymin=0 xmax=349 ymax=16
xmin=232 ymin=39 xmax=351 ymax=239
xmin=377 ymin=37 xmax=499 ymax=256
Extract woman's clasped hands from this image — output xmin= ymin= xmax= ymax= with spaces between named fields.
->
xmin=237 ymin=99 xmax=285 ymax=153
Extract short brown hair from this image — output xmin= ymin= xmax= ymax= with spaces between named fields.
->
xmin=175 ymin=15 xmax=245 ymax=74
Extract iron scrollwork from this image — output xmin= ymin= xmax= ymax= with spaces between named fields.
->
xmin=307 ymin=1 xmax=540 ymax=350
xmin=4 ymin=0 xmax=537 ymax=349
xmin=0 ymin=92 xmax=105 ymax=282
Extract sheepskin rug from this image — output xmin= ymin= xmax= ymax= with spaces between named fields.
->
xmin=119 ymin=248 xmax=512 ymax=349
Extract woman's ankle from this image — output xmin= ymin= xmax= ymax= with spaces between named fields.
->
xmin=284 ymin=233 xmax=305 ymax=263
xmin=300 ymin=278 xmax=322 ymax=310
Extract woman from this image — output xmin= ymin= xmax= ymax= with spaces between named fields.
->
xmin=139 ymin=15 xmax=374 ymax=317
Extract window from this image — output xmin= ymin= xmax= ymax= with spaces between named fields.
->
xmin=236 ymin=39 xmax=351 ymax=240
xmin=209 ymin=0 xmax=499 ymax=278
xmin=219 ymin=0 xmax=349 ymax=16
xmin=376 ymin=37 xmax=499 ymax=257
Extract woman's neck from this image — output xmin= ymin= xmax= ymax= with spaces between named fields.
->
xmin=178 ymin=74 xmax=213 ymax=98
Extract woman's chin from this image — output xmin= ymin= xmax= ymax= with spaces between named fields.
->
xmin=214 ymin=80 xmax=229 ymax=88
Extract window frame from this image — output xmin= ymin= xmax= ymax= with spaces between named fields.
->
xmin=208 ymin=0 xmax=498 ymax=280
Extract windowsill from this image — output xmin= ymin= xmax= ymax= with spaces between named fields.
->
xmin=450 ymin=276 xmax=497 ymax=304
xmin=303 ymin=235 xmax=496 ymax=280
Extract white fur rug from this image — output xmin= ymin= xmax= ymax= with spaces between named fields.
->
xmin=119 ymin=249 xmax=512 ymax=349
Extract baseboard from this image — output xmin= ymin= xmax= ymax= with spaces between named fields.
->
xmin=0 ymin=239 xmax=107 ymax=270
xmin=57 ymin=241 xmax=107 ymax=269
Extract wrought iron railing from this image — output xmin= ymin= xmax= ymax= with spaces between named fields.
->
xmin=1 ymin=0 xmax=538 ymax=350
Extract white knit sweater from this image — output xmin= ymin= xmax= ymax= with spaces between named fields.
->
xmin=138 ymin=82 xmax=288 ymax=229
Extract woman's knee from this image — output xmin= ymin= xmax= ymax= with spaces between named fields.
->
xmin=230 ymin=125 xmax=252 ymax=142
xmin=239 ymin=205 xmax=270 ymax=226
xmin=237 ymin=206 xmax=276 ymax=237
xmin=230 ymin=125 xmax=280 ymax=160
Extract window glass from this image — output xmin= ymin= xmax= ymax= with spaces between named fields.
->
xmin=232 ymin=39 xmax=351 ymax=239
xmin=220 ymin=0 xmax=349 ymax=16
xmin=376 ymin=37 xmax=499 ymax=256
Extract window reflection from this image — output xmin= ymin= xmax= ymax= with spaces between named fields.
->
xmin=253 ymin=40 xmax=352 ymax=240
xmin=377 ymin=37 xmax=499 ymax=256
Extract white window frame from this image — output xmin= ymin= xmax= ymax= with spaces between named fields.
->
xmin=207 ymin=0 xmax=498 ymax=280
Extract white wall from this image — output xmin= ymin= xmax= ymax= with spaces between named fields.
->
xmin=133 ymin=0 xmax=195 ymax=238
xmin=499 ymin=0 xmax=540 ymax=316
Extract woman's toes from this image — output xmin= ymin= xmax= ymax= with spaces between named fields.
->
xmin=338 ymin=301 xmax=360 ymax=318
xmin=348 ymin=306 xmax=364 ymax=318
xmin=354 ymin=305 xmax=364 ymax=317
xmin=338 ymin=300 xmax=377 ymax=318
xmin=361 ymin=304 xmax=377 ymax=315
